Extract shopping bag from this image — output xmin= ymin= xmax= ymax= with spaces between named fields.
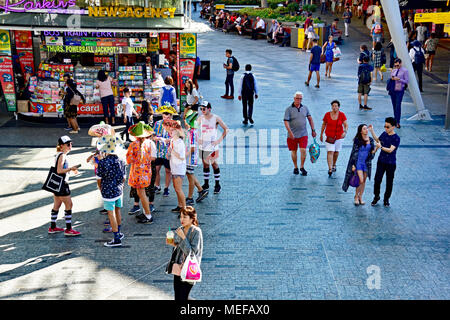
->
xmin=180 ymin=251 xmax=202 ymax=283
xmin=380 ymin=64 xmax=387 ymax=72
xmin=42 ymin=156 xmax=65 ymax=194
xmin=333 ymin=47 xmax=342 ymax=58
xmin=308 ymin=138 xmax=320 ymax=163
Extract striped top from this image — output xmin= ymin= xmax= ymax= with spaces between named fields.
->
xmin=184 ymin=128 xmax=199 ymax=166
xmin=153 ymin=120 xmax=170 ymax=159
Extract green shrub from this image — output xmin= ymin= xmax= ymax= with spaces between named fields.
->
xmin=287 ymin=2 xmax=299 ymax=13
xmin=303 ymin=4 xmax=317 ymax=12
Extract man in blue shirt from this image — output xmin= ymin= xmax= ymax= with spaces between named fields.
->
xmin=305 ymin=39 xmax=322 ymax=88
xmin=357 ymin=55 xmax=374 ymax=110
xmin=369 ymin=117 xmax=400 ymax=207
xmin=221 ymin=49 xmax=235 ymax=99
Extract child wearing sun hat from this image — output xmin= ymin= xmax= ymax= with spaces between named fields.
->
xmin=96 ymin=135 xmax=127 ymax=247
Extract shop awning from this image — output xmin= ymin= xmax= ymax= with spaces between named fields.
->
xmin=0 ymin=14 xmax=212 ymax=33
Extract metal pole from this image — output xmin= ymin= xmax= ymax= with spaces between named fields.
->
xmin=445 ymin=66 xmax=450 ymax=129
xmin=379 ymin=0 xmax=432 ymax=121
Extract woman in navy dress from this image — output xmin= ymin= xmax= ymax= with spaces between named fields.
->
xmin=322 ymin=35 xmax=336 ymax=78
xmin=342 ymin=124 xmax=380 ymax=205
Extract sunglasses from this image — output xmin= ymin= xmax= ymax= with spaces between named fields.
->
xmin=200 ymin=107 xmax=207 ymax=111
xmin=384 ymin=126 xmax=392 ymax=129
xmin=394 ymin=64 xmax=400 ymax=67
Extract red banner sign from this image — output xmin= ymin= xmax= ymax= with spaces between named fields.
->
xmin=0 ymin=56 xmax=16 ymax=111
xmin=179 ymin=58 xmax=195 ymax=86
xmin=14 ymin=30 xmax=33 ymax=49
xmin=17 ymin=49 xmax=34 ymax=75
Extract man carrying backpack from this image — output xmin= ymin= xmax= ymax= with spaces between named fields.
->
xmin=238 ymin=64 xmax=259 ymax=125
xmin=357 ymin=55 xmax=373 ymax=110
xmin=222 ymin=49 xmax=239 ymax=99
xmin=409 ymin=40 xmax=425 ymax=92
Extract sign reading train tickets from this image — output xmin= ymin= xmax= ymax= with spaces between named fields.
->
xmin=46 ymin=45 xmax=147 ymax=54
xmin=88 ymin=6 xmax=177 ymax=18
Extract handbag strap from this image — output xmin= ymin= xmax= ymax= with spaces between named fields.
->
xmin=54 ymin=152 xmax=64 ymax=168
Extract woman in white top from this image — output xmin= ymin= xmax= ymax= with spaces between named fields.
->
xmin=49 ymin=136 xmax=81 ymax=236
xmin=424 ymin=33 xmax=438 ymax=72
xmin=409 ymin=40 xmax=425 ymax=92
xmin=164 ymin=119 xmax=186 ymax=213
xmin=96 ymin=70 xmax=116 ymax=125
xmin=183 ymin=79 xmax=199 ymax=116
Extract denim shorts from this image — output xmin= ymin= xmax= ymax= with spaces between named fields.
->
xmin=103 ymin=196 xmax=123 ymax=211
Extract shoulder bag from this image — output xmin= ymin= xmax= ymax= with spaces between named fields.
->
xmin=325 ymin=113 xmax=340 ymax=144
xmin=42 ymin=153 xmax=65 ymax=193
xmin=68 ymin=86 xmax=82 ymax=106
xmin=386 ymin=68 xmax=399 ymax=94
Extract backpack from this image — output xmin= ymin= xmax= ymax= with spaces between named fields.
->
xmin=161 ymin=86 xmax=175 ymax=106
xmin=230 ymin=56 xmax=240 ymax=72
xmin=359 ymin=65 xmax=371 ymax=84
xmin=241 ymin=73 xmax=255 ymax=95
xmin=413 ymin=47 xmax=425 ymax=65
xmin=374 ymin=23 xmax=382 ymax=34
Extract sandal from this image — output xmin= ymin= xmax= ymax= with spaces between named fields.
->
xmin=332 ymin=166 xmax=336 ymax=172
xmin=354 ymin=197 xmax=360 ymax=206
xmin=359 ymin=197 xmax=366 ymax=205
xmin=328 ymin=170 xmax=332 ymax=177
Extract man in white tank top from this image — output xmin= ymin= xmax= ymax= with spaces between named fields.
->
xmin=196 ymin=101 xmax=228 ymax=194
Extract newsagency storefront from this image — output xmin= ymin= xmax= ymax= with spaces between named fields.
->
xmin=0 ymin=0 xmax=206 ymax=117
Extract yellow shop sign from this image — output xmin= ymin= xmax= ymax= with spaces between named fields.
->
xmin=88 ymin=6 xmax=177 ymax=18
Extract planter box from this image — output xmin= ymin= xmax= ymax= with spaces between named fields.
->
xmin=291 ymin=24 xmax=326 ymax=49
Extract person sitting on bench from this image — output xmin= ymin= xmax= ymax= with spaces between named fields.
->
xmin=252 ymin=16 xmax=266 ymax=40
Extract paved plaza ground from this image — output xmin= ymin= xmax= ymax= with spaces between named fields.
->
xmin=0 ymin=9 xmax=449 ymax=300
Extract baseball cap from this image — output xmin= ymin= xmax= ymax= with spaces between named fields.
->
xmin=201 ymin=101 xmax=211 ymax=109
xmin=58 ymin=135 xmax=72 ymax=145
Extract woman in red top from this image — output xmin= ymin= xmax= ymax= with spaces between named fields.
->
xmin=320 ymin=100 xmax=349 ymax=177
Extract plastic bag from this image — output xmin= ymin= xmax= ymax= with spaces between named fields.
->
xmin=308 ymin=138 xmax=320 ymax=163
xmin=180 ymin=251 xmax=202 ymax=283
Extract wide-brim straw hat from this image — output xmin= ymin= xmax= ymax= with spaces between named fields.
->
xmin=97 ymin=135 xmax=126 ymax=155
xmin=128 ymin=121 xmax=155 ymax=138
xmin=162 ymin=119 xmax=182 ymax=131
xmin=156 ymin=104 xmax=178 ymax=115
xmin=88 ymin=121 xmax=115 ymax=137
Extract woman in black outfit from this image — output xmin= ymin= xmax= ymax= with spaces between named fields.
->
xmin=62 ymin=74 xmax=85 ymax=134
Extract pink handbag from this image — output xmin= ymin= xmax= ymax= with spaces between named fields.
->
xmin=171 ymin=263 xmax=183 ymax=276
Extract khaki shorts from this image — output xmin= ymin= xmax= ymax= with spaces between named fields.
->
xmin=358 ymin=83 xmax=371 ymax=95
